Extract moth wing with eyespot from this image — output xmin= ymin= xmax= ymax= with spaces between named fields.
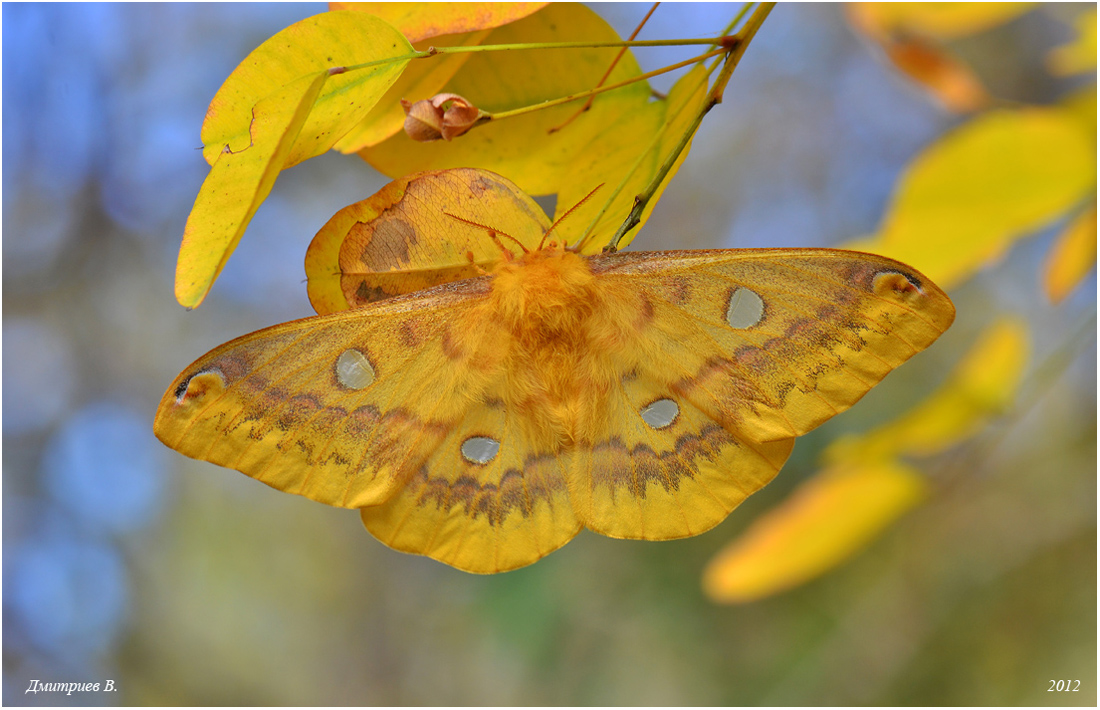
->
xmin=156 ymin=277 xmax=493 ymax=509
xmin=155 ymin=274 xmax=581 ymax=573
xmin=568 ymin=248 xmax=955 ymax=539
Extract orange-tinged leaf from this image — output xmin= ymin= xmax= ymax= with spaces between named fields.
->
xmin=1044 ymin=207 xmax=1097 ymax=303
xmin=333 ymin=31 xmax=489 ymax=152
xmin=177 ymin=72 xmax=329 ymax=309
xmin=882 ymin=37 xmax=989 ymax=112
xmin=1048 ymin=7 xmax=1097 ymax=76
xmin=330 ymin=2 xmax=547 ymax=43
xmin=200 ymin=11 xmax=412 ymax=167
xmin=849 ymin=2 xmax=1036 ymax=40
xmin=359 ymin=3 xmax=652 ymax=197
xmin=825 ymin=318 xmax=1030 ymax=463
xmin=848 ymin=108 xmax=1095 ymax=289
xmin=305 ymin=168 xmax=550 ymax=314
xmin=703 ymin=461 xmax=927 ymax=604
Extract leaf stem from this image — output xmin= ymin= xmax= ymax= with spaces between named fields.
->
xmin=605 ymin=2 xmax=776 ymax=251
xmin=550 ymin=2 xmax=662 ymax=133
xmin=420 ymin=36 xmax=740 ymax=56
xmin=486 ymin=47 xmax=726 ymax=123
xmin=708 ymin=2 xmax=756 ymax=72
xmin=335 ymin=36 xmax=740 ymax=75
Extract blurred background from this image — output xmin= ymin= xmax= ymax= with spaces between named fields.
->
xmin=3 ymin=3 xmax=1094 ymax=705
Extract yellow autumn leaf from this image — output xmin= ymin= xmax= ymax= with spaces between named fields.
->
xmin=330 ymin=2 xmax=548 ymax=43
xmin=848 ymin=108 xmax=1095 ymax=289
xmin=304 ymin=168 xmax=550 ymax=314
xmin=176 ymin=72 xmax=329 ymax=309
xmin=825 ymin=318 xmax=1030 ymax=463
xmin=359 ymin=4 xmax=651 ymax=196
xmin=1044 ymin=206 xmax=1097 ymax=303
xmin=200 ymin=11 xmax=413 ymax=168
xmin=1048 ymin=7 xmax=1097 ymax=76
xmin=360 ymin=4 xmax=720 ymax=252
xmin=849 ymin=2 xmax=1036 ymax=40
xmin=703 ymin=461 xmax=927 ymax=604
xmin=329 ymin=2 xmax=547 ymax=150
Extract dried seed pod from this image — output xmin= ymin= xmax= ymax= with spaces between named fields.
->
xmin=401 ymin=98 xmax=445 ymax=141
xmin=402 ymin=93 xmax=487 ymax=142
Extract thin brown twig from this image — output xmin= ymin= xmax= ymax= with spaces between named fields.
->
xmin=549 ymin=2 xmax=661 ymax=134
xmin=603 ymin=2 xmax=775 ymax=252
xmin=487 ymin=46 xmax=726 ymax=123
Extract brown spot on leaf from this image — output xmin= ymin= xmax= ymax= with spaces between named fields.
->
xmin=468 ymin=174 xmax=496 ymax=195
xmin=360 ymin=216 xmax=416 ymax=270
xmin=354 ymin=279 xmax=396 ymax=305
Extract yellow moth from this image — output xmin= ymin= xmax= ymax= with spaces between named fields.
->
xmin=156 ymin=169 xmax=955 ymax=573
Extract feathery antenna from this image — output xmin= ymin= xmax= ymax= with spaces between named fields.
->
xmin=443 ymin=211 xmax=531 ymax=256
xmin=542 ymin=184 xmax=605 ymax=250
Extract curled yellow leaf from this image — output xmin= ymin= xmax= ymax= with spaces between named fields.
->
xmin=176 ymin=72 xmax=329 ymax=309
xmin=825 ymin=317 xmax=1030 ymax=463
xmin=849 ymin=108 xmax=1095 ymax=289
xmin=703 ymin=461 xmax=927 ymax=604
xmin=1044 ymin=206 xmax=1097 ymax=304
xmin=200 ymin=12 xmax=413 ymax=167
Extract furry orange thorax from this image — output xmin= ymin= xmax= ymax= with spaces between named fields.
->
xmin=475 ymin=245 xmax=641 ymax=445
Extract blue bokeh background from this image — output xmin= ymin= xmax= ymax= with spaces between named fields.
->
xmin=3 ymin=3 xmax=1094 ymax=705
